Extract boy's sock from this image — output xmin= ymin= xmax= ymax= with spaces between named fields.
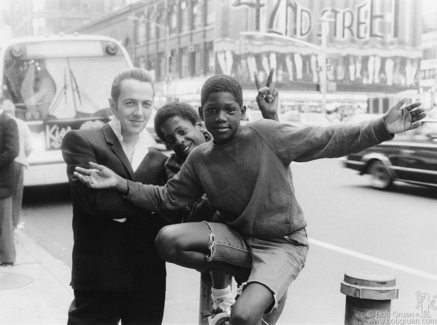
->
xmin=211 ymin=286 xmax=235 ymax=313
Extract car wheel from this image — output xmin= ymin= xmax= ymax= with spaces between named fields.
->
xmin=368 ymin=160 xmax=393 ymax=190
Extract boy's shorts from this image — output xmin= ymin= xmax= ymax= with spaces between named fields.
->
xmin=203 ymin=221 xmax=309 ymax=314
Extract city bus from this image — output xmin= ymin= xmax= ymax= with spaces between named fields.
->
xmin=0 ymin=34 xmax=133 ymax=186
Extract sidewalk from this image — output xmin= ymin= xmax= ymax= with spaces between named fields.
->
xmin=0 ymin=229 xmax=72 ymax=325
xmin=0 ymin=230 xmax=201 ymax=325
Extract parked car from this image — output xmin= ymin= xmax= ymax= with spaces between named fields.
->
xmin=343 ymin=119 xmax=437 ymax=189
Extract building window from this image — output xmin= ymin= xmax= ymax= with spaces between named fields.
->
xmin=138 ymin=56 xmax=146 ymax=69
xmin=159 ymin=52 xmax=166 ymax=81
xmin=137 ymin=17 xmax=146 ymax=45
xmin=195 ymin=49 xmax=203 ymax=76
xmin=169 ymin=5 xmax=178 ymax=34
xmin=157 ymin=11 xmax=166 ymax=39
xmin=205 ymin=0 xmax=215 ymax=26
xmin=180 ymin=48 xmax=189 ymax=77
xmin=205 ymin=42 xmax=214 ymax=74
xmin=180 ymin=1 xmax=189 ymax=32
xmin=147 ymin=12 xmax=156 ymax=40
xmin=192 ymin=0 xmax=202 ymax=30
xmin=189 ymin=46 xmax=202 ymax=76
xmin=169 ymin=50 xmax=177 ymax=77
xmin=147 ymin=54 xmax=156 ymax=80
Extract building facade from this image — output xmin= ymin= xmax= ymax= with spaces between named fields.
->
xmin=68 ymin=0 xmax=216 ymax=108
xmin=69 ymin=0 xmax=424 ymax=115
xmin=6 ymin=0 xmax=129 ymax=37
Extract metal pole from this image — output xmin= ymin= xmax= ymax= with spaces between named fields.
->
xmin=199 ymin=271 xmax=213 ymax=325
xmin=340 ymin=272 xmax=398 ymax=325
xmin=165 ymin=25 xmax=170 ymax=102
xmin=320 ymin=18 xmax=328 ymax=114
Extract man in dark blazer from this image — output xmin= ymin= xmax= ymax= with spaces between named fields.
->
xmin=62 ymin=68 xmax=168 ymax=324
xmin=0 ymin=102 xmax=19 ymax=266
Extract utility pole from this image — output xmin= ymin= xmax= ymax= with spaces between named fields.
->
xmin=320 ymin=17 xmax=329 ymax=114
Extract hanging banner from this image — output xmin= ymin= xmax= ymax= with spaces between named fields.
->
xmin=214 ymin=0 xmax=422 ymax=93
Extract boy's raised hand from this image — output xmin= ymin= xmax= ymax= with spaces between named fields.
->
xmin=383 ymin=98 xmax=427 ymax=134
xmin=74 ymin=162 xmax=120 ymax=189
xmin=255 ymin=69 xmax=279 ymax=121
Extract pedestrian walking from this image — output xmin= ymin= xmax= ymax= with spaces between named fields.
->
xmin=61 ymin=68 xmax=169 ymax=325
xmin=3 ymin=99 xmax=32 ymax=229
xmin=0 ymin=99 xmax=19 ymax=267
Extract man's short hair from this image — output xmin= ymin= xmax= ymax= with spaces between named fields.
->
xmin=154 ymin=102 xmax=200 ymax=143
xmin=111 ymin=68 xmax=154 ymax=103
xmin=200 ymin=74 xmax=243 ymax=107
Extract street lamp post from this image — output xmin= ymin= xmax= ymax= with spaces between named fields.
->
xmin=320 ymin=17 xmax=329 ymax=114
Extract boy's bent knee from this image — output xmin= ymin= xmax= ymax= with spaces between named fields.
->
xmin=155 ymin=225 xmax=180 ymax=262
xmin=231 ymin=305 xmax=263 ymax=325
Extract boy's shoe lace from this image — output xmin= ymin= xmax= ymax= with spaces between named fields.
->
xmin=211 ymin=286 xmax=235 ymax=314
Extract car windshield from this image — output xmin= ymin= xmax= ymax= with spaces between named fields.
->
xmin=4 ymin=56 xmax=129 ymax=121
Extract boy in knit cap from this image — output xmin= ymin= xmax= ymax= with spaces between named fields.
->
xmin=75 ymin=75 xmax=425 ymax=324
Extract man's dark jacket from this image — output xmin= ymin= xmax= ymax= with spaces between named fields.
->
xmin=61 ymin=124 xmax=168 ymax=294
xmin=0 ymin=111 xmax=19 ymax=198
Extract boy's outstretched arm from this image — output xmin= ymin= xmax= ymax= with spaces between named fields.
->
xmin=383 ymin=98 xmax=426 ymax=134
xmin=75 ymin=162 xmax=129 ymax=194
xmin=75 ymin=160 xmax=205 ymax=215
xmin=255 ymin=68 xmax=279 ymax=122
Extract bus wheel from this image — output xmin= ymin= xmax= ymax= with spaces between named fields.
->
xmin=368 ymin=160 xmax=392 ymax=190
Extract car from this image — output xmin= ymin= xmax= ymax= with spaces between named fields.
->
xmin=299 ymin=113 xmax=332 ymax=127
xmin=343 ymin=119 xmax=437 ymax=189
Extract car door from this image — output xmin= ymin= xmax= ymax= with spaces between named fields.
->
xmin=395 ymin=121 xmax=437 ymax=186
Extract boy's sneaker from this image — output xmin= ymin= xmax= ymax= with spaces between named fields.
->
xmin=208 ymin=312 xmax=230 ymax=325
xmin=211 ymin=286 xmax=235 ymax=314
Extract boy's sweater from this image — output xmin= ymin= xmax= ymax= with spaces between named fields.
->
xmin=163 ymin=129 xmax=215 ymax=223
xmin=127 ymin=118 xmax=392 ymax=238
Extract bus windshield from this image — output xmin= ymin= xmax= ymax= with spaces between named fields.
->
xmin=4 ymin=56 xmax=129 ymax=121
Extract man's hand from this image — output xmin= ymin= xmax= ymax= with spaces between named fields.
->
xmin=74 ymin=162 xmax=128 ymax=194
xmin=255 ymin=69 xmax=279 ymax=121
xmin=383 ymin=98 xmax=427 ymax=134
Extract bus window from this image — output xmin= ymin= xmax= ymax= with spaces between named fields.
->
xmin=20 ymin=60 xmax=56 ymax=120
xmin=4 ymin=56 xmax=128 ymax=121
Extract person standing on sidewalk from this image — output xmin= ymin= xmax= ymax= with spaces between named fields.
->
xmin=0 ymin=99 xmax=19 ymax=266
xmin=61 ymin=68 xmax=168 ymax=324
xmin=3 ymin=99 xmax=32 ymax=229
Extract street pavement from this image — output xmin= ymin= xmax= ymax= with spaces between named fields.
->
xmin=2 ymin=227 xmax=436 ymax=324
xmin=3 ymin=159 xmax=436 ymax=324
xmin=0 ymin=229 xmax=71 ymax=324
xmin=0 ymin=228 xmax=201 ymax=325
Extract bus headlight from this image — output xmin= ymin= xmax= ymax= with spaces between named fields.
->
xmin=105 ymin=42 xmax=118 ymax=55
xmin=10 ymin=45 xmax=23 ymax=59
